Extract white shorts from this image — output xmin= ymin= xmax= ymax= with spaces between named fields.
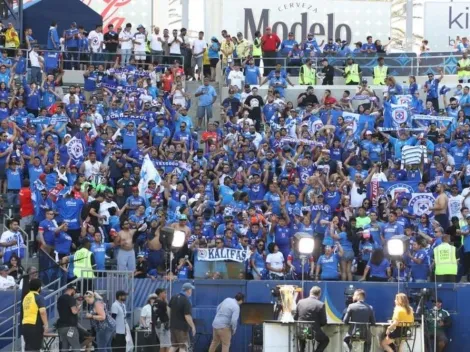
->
xmin=134 ymin=51 xmax=146 ymax=61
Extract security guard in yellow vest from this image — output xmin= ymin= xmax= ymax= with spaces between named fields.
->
xmin=457 ymin=52 xmax=470 ymax=83
xmin=299 ymin=58 xmax=316 ymax=85
xmin=373 ymin=57 xmax=388 ymax=85
xmin=252 ymin=31 xmax=262 ymax=67
xmin=433 ymin=235 xmax=457 ymax=283
xmin=73 ymin=239 xmax=95 ymax=279
xmin=344 ymin=57 xmax=361 ymax=85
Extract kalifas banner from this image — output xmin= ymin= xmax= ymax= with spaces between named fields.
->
xmin=197 ymin=248 xmax=249 ymax=262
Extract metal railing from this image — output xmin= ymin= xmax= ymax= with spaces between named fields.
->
xmin=17 ymin=48 xmax=186 ymax=69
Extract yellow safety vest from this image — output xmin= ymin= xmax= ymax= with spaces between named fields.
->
xmin=345 ymin=64 xmax=360 ymax=84
xmin=434 ymin=243 xmax=457 ymax=275
xmin=373 ymin=65 xmax=388 ymax=85
xmin=252 ymin=38 xmax=262 ymax=57
xmin=458 ymin=58 xmax=470 ymax=78
xmin=73 ymin=247 xmax=95 ymax=278
xmin=299 ymin=64 xmax=316 ymax=85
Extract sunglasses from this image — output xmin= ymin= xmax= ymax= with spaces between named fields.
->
xmin=216 ymin=241 xmax=223 ymax=244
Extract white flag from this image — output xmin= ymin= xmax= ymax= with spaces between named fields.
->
xmin=66 ymin=137 xmax=84 ymax=160
xmin=138 ymin=155 xmax=162 ymax=198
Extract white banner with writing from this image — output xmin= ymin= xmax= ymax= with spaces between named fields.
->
xmin=197 ymin=248 xmax=249 ymax=262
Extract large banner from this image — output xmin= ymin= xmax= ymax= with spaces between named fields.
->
xmin=424 ymin=2 xmax=469 ymax=51
xmin=197 ymin=248 xmax=249 ymax=262
xmin=218 ymin=0 xmax=391 ymax=42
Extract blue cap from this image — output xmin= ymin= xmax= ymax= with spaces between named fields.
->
xmin=182 ymin=282 xmax=195 ymax=291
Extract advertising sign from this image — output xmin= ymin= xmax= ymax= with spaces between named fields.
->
xmin=220 ymin=0 xmax=391 ymax=43
xmin=424 ymin=2 xmax=470 ymax=51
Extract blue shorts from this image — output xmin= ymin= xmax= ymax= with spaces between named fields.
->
xmin=341 ymin=250 xmax=355 ymax=262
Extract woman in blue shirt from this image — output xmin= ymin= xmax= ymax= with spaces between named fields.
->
xmin=408 ymin=75 xmax=418 ymax=95
xmin=208 ymin=37 xmax=220 ymax=82
xmin=338 ymin=223 xmax=355 ymax=281
xmin=357 ymin=231 xmax=374 ymax=277
xmin=417 ymin=214 xmax=434 ymax=240
xmin=315 ymin=242 xmax=344 ymax=281
xmin=360 ymin=248 xmax=391 ymax=282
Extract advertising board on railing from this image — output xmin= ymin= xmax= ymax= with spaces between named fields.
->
xmin=218 ymin=0 xmax=391 ymax=42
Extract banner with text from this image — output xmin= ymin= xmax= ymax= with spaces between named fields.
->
xmin=197 ymin=248 xmax=249 ymax=262
xmin=219 ymin=0 xmax=391 ymax=43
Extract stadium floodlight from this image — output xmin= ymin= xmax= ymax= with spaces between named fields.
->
xmin=387 ymin=235 xmax=409 ymax=256
xmin=295 ymin=232 xmax=315 ymax=255
xmin=160 ymin=227 xmax=186 ymax=251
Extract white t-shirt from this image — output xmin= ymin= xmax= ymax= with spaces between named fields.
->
xmin=0 ymin=275 xmax=16 ymax=290
xmin=350 ymin=182 xmax=367 ymax=208
xmin=140 ymin=303 xmax=152 ymax=328
xmin=169 ymin=38 xmax=181 ymax=54
xmin=99 ymin=200 xmax=118 ymax=225
xmin=119 ymin=30 xmax=133 ymax=50
xmin=228 ymin=70 xmax=244 ymax=90
xmin=88 ymin=30 xmax=103 ymax=53
xmin=462 ymin=188 xmax=470 ymax=210
xmin=134 ymin=32 xmax=147 ymax=52
xmin=192 ymin=39 xmax=206 ymax=58
xmin=150 ymin=34 xmax=163 ymax=51
xmin=29 ymin=49 xmax=42 ymax=68
xmin=266 ymin=251 xmax=284 ymax=275
xmin=83 ymin=160 xmax=102 ymax=179
xmin=371 ymin=172 xmax=388 ymax=182
xmin=173 ymin=89 xmax=186 ymax=106
xmin=448 ymin=195 xmax=464 ymax=220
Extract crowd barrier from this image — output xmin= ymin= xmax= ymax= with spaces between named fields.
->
xmin=11 ymin=48 xmax=465 ymax=78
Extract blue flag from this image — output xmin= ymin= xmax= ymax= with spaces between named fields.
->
xmin=384 ymin=102 xmax=410 ymax=128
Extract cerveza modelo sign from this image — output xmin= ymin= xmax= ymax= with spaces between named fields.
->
xmin=220 ymin=0 xmax=391 ymax=44
xmin=197 ymin=248 xmax=249 ymax=262
xmin=245 ymin=9 xmax=352 ymax=43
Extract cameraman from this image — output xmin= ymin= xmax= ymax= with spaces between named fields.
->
xmin=425 ymin=298 xmax=451 ymax=352
xmin=152 ymin=288 xmax=170 ymax=352
xmin=343 ymin=289 xmax=376 ymax=352
xmin=56 ymin=284 xmax=81 ymax=351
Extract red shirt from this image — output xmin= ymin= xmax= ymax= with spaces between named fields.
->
xmin=261 ymin=34 xmax=281 ymax=52
xmin=19 ymin=187 xmax=34 ymax=217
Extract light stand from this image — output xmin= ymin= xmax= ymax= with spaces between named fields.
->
xmin=387 ymin=235 xmax=407 ymax=294
xmin=159 ymin=227 xmax=186 ymax=299
xmin=294 ymin=233 xmax=315 ymax=297
xmin=300 ymin=255 xmax=307 ymax=295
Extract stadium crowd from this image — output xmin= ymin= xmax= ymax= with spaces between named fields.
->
xmin=0 ymin=21 xmax=467 ymax=295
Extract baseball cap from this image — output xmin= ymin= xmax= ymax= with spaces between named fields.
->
xmin=365 ymin=130 xmax=372 ymax=135
xmin=179 ymin=214 xmax=188 ymax=221
xmin=0 ymin=265 xmax=8 ymax=271
xmin=137 ymin=252 xmax=145 ymax=258
xmin=182 ymin=282 xmax=195 ymax=291
xmin=445 ymin=166 xmax=452 ymax=172
xmin=137 ymin=24 xmax=144 ymax=29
